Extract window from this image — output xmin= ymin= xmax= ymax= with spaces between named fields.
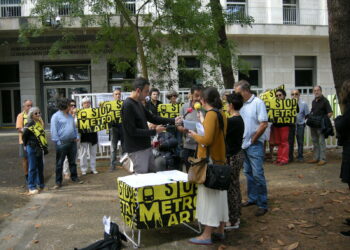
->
xmin=58 ymin=3 xmax=72 ymax=16
xmin=108 ymin=61 xmax=136 ymax=80
xmin=42 ymin=64 xmax=90 ymax=83
xmin=226 ymin=0 xmax=246 ymax=20
xmin=283 ymin=0 xmax=298 ymax=24
xmin=178 ymin=56 xmax=202 ymax=89
xmin=117 ymin=0 xmax=136 ymax=15
xmin=0 ymin=0 xmax=21 ymax=17
xmin=295 ymin=56 xmax=316 ymax=87
xmin=0 ymin=64 xmax=19 ymax=83
xmin=238 ymin=56 xmax=261 ymax=87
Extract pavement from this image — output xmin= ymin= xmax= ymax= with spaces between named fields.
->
xmin=0 ymin=129 xmax=350 ymax=250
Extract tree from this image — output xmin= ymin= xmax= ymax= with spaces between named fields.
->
xmin=327 ymin=0 xmax=350 ymax=112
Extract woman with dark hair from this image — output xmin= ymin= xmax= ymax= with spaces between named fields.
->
xmin=225 ymin=92 xmax=245 ymax=229
xmin=23 ymin=107 xmax=47 ymax=195
xmin=335 ymin=80 xmax=350 ymax=236
xmin=188 ymin=87 xmax=228 ymax=245
xmin=270 ymin=88 xmax=289 ymax=165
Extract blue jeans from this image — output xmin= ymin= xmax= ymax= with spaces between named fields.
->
xmin=289 ymin=124 xmax=306 ymax=161
xmin=27 ymin=145 xmax=44 ymax=190
xmin=243 ymin=142 xmax=268 ymax=209
xmin=56 ymin=142 xmax=78 ymax=184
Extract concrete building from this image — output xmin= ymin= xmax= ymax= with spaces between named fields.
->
xmin=0 ymin=0 xmax=331 ymax=126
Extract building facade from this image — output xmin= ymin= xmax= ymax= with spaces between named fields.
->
xmin=0 ymin=0 xmax=332 ymax=126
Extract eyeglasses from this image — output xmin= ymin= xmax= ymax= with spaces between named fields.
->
xmin=34 ymin=112 xmax=41 ymax=115
xmin=291 ymin=93 xmax=299 ymax=96
xmin=70 ymin=104 xmax=76 ymax=107
xmin=276 ymin=94 xmax=283 ymax=97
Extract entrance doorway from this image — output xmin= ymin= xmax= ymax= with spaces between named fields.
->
xmin=0 ymin=88 xmax=21 ymax=126
xmin=44 ymin=85 xmax=90 ymax=124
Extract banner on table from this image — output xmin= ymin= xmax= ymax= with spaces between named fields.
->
xmin=118 ymin=180 xmax=197 ymax=229
xmin=157 ymin=104 xmax=182 ymax=118
xmin=77 ymin=100 xmax=123 ymax=132
xmin=260 ymin=85 xmax=298 ymax=124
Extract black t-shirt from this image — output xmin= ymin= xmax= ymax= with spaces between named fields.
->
xmin=122 ymin=98 xmax=174 ymax=153
xmin=311 ymin=95 xmax=332 ymax=116
xmin=145 ymin=100 xmax=162 ymax=115
xmin=226 ymin=115 xmax=244 ymax=156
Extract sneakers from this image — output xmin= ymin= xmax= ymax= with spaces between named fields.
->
xmin=225 ymin=219 xmax=240 ymax=230
xmin=28 ymin=189 xmax=39 ymax=195
xmin=81 ymin=171 xmax=87 ymax=176
xmin=92 ymin=170 xmax=98 ymax=174
xmin=317 ymin=160 xmax=327 ymax=166
xmin=255 ymin=208 xmax=268 ymax=216
xmin=307 ymin=159 xmax=318 ymax=164
xmin=72 ymin=178 xmax=84 ymax=184
xmin=53 ymin=184 xmax=62 ymax=190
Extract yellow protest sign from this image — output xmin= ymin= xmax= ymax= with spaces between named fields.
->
xmin=118 ymin=179 xmax=197 ymax=230
xmin=28 ymin=122 xmax=48 ymax=150
xmin=157 ymin=104 xmax=182 ymax=118
xmin=260 ymin=85 xmax=298 ymax=124
xmin=77 ymin=100 xmax=123 ymax=132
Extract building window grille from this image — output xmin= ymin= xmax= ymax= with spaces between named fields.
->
xmin=0 ymin=0 xmax=21 ymax=17
xmin=283 ymin=0 xmax=298 ymax=24
xmin=226 ymin=0 xmax=246 ymax=20
xmin=238 ymin=56 xmax=261 ymax=87
xmin=58 ymin=3 xmax=72 ymax=16
xmin=178 ymin=56 xmax=202 ymax=89
xmin=295 ymin=56 xmax=316 ymax=88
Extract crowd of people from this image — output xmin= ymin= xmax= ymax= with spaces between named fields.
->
xmin=15 ymin=77 xmax=350 ymax=242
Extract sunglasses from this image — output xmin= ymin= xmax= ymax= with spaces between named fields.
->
xmin=276 ymin=94 xmax=283 ymax=97
xmin=34 ymin=112 xmax=41 ymax=115
xmin=291 ymin=93 xmax=299 ymax=96
xmin=70 ymin=104 xmax=76 ymax=107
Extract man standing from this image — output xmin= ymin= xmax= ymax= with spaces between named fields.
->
xmin=307 ymin=86 xmax=333 ymax=166
xmin=122 ymin=77 xmax=178 ymax=173
xmin=289 ymin=89 xmax=309 ymax=162
xmin=16 ymin=99 xmax=33 ymax=185
xmin=178 ymin=84 xmax=203 ymax=171
xmin=79 ymin=97 xmax=98 ymax=175
xmin=234 ymin=80 xmax=269 ymax=216
xmin=110 ymin=88 xmax=124 ymax=171
xmin=51 ymin=98 xmax=83 ymax=189
xmin=145 ymin=87 xmax=162 ymax=115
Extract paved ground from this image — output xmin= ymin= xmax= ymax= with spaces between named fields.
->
xmin=0 ymin=130 xmax=349 ymax=249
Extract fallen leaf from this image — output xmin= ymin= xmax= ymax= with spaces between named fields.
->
xmin=28 ymin=205 xmax=40 ymax=210
xmin=320 ymin=191 xmax=330 ymax=196
xmin=327 ymin=232 xmax=337 ymax=235
xmin=345 ymin=209 xmax=350 ymax=213
xmin=277 ymin=239 xmax=285 ymax=246
xmin=260 ymin=226 xmax=268 ymax=231
xmin=218 ymin=244 xmax=227 ymax=250
xmin=34 ymin=224 xmax=41 ymax=229
xmin=338 ymin=196 xmax=350 ymax=200
xmin=2 ymin=234 xmax=14 ymax=240
xmin=257 ymin=219 xmax=267 ymax=223
xmin=299 ymin=223 xmax=316 ymax=228
xmin=284 ymin=242 xmax=299 ymax=250
xmin=331 ymin=199 xmax=343 ymax=203
xmin=293 ymin=220 xmax=308 ymax=225
xmin=66 ymin=202 xmax=73 ymax=208
xmin=336 ymin=189 xmax=347 ymax=194
xmin=292 ymin=191 xmax=301 ymax=196
xmin=299 ymin=230 xmax=312 ymax=235
xmin=297 ymin=174 xmax=304 ymax=179
xmin=329 ymin=216 xmax=334 ymax=220
xmin=32 ymin=240 xmax=39 ymax=244
xmin=308 ymin=198 xmax=314 ymax=203
xmin=321 ymin=222 xmax=330 ymax=227
xmin=287 ymin=224 xmax=295 ymax=230
xmin=306 ymin=235 xmax=319 ymax=239
xmin=272 ymin=208 xmax=281 ymax=212
xmin=0 ymin=213 xmax=11 ymax=219
xmin=259 ymin=237 xmax=264 ymax=243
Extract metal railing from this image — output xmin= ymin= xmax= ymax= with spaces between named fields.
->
xmin=0 ymin=0 xmax=21 ymax=17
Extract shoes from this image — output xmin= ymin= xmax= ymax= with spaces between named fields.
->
xmin=92 ymin=170 xmax=98 ymax=174
xmin=255 ymin=208 xmax=268 ymax=216
xmin=272 ymin=160 xmax=280 ymax=164
xmin=72 ymin=178 xmax=84 ymax=184
xmin=28 ymin=189 xmax=39 ymax=195
xmin=317 ymin=160 xmax=327 ymax=166
xmin=340 ymin=230 xmax=350 ymax=236
xmin=53 ymin=184 xmax=62 ymax=190
xmin=225 ymin=219 xmax=240 ymax=230
xmin=277 ymin=162 xmax=288 ymax=166
xmin=241 ymin=201 xmax=256 ymax=207
xmin=212 ymin=232 xmax=225 ymax=240
xmin=188 ymin=237 xmax=213 ymax=245
xmin=38 ymin=187 xmax=45 ymax=192
xmin=307 ymin=159 xmax=318 ymax=164
xmin=81 ymin=171 xmax=87 ymax=176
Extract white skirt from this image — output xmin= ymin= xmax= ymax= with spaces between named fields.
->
xmin=196 ymin=184 xmax=229 ymax=227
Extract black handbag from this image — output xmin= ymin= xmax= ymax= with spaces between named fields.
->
xmin=306 ymin=113 xmax=323 ymax=128
xmin=203 ymin=109 xmax=231 ymax=191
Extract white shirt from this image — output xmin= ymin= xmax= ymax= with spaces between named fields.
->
xmin=240 ymin=95 xmax=268 ymax=149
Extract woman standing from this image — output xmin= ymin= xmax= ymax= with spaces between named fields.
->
xmin=225 ymin=93 xmax=245 ymax=229
xmin=23 ymin=107 xmax=47 ymax=195
xmin=188 ymin=87 xmax=228 ymax=245
xmin=270 ymin=89 xmax=289 ymax=165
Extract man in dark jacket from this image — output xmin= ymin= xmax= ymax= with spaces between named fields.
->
xmin=307 ymin=86 xmax=333 ymax=166
xmin=122 ymin=77 xmax=180 ymax=173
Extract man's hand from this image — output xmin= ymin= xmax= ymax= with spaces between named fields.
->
xmin=175 ymin=116 xmax=183 ymax=126
xmin=155 ymin=125 xmax=166 ymax=134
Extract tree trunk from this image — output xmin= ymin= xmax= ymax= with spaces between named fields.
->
xmin=327 ymin=0 xmax=350 ymax=113
xmin=209 ymin=0 xmax=235 ymax=89
xmin=115 ymin=0 xmax=148 ymax=80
